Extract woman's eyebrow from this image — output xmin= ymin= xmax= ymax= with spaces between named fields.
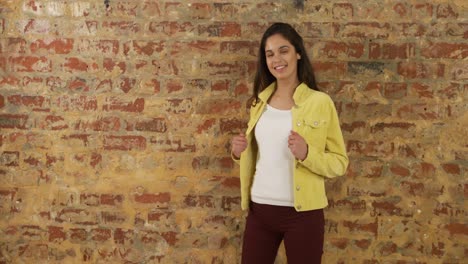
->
xmin=265 ymin=45 xmax=290 ymax=52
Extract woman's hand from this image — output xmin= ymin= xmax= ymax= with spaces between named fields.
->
xmin=231 ymin=133 xmax=248 ymax=159
xmin=288 ymin=131 xmax=308 ymax=161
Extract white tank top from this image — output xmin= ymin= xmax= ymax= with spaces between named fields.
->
xmin=251 ymin=104 xmax=294 ymax=207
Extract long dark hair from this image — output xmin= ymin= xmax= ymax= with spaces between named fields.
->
xmin=252 ymin=22 xmax=318 ymax=105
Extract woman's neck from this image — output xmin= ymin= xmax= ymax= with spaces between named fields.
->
xmin=275 ymin=79 xmax=300 ymax=98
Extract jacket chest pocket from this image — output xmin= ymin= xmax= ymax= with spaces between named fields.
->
xmin=299 ymin=119 xmax=328 ymax=148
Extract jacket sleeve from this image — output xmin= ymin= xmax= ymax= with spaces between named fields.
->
xmin=299 ymin=97 xmax=349 ymax=178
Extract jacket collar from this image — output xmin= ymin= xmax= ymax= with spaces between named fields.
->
xmin=258 ymin=82 xmax=312 ymax=106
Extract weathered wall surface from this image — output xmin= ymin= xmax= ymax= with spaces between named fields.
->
xmin=0 ymin=0 xmax=466 ymax=263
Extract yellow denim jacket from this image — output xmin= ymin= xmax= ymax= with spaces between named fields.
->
xmin=234 ymin=82 xmax=348 ymax=211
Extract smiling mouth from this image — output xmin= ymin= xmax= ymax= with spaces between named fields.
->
xmin=274 ymin=65 xmax=286 ymax=70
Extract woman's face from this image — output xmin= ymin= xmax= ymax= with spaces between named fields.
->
xmin=264 ymin=34 xmax=301 ymax=82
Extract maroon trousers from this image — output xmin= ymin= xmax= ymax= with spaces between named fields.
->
xmin=241 ymin=202 xmax=324 ymax=264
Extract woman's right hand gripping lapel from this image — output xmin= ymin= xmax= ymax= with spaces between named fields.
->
xmin=231 ymin=133 xmax=247 ymax=160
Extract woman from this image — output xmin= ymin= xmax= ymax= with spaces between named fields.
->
xmin=231 ymin=23 xmax=349 ymax=263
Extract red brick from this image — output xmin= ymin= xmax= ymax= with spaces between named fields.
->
xmin=69 ymin=228 xmax=87 ymax=242
xmin=210 ymin=176 xmax=239 ymax=188
xmin=1 ymin=151 xmax=19 ymax=166
xmin=392 ymin=23 xmax=426 ymax=38
xmin=102 ymin=21 xmax=141 ymax=34
xmin=396 ymin=103 xmax=439 ymax=120
xmin=189 ymin=3 xmax=212 ymax=19
xmin=21 ymin=19 xmax=51 ymax=34
xmin=176 ymin=40 xmax=219 ymax=56
xmin=184 ymin=195 xmax=215 ymax=208
xmin=62 ymin=57 xmax=98 ymax=72
xmin=114 ymin=228 xmax=134 ymax=245
xmin=220 ymin=41 xmax=256 ymax=56
xmin=346 ymin=140 xmax=394 ymax=157
xmin=390 ymin=164 xmax=411 ymax=177
xmin=204 ymin=61 xmax=244 ymax=76
xmin=211 ymin=80 xmax=229 ymax=92
xmin=315 ymin=41 xmax=364 ymax=59
xmin=134 ymin=192 xmax=170 ymax=204
xmin=383 ymin=83 xmax=407 ymax=99
xmin=421 ymin=43 xmax=468 ymax=59
xmin=165 ymin=99 xmax=193 ymax=114
xmin=112 ymin=1 xmax=138 ymax=16
xmin=166 ymin=79 xmax=183 ymax=93
xmin=68 ymin=78 xmax=91 ymax=92
xmin=451 ymin=62 xmax=467 ymax=80
xmin=103 ymin=135 xmax=146 ymax=151
xmin=21 ymin=225 xmax=46 ymax=240
xmin=148 ymin=210 xmax=172 ymax=222
xmin=91 ymin=228 xmax=111 ymax=242
xmin=96 ymin=79 xmax=112 ymax=92
xmin=76 ymin=39 xmax=119 ymax=55
xmin=55 ymin=208 xmax=98 ymax=225
xmin=198 ymin=22 xmax=241 ymax=37
xmin=39 ymin=115 xmax=69 ymax=130
xmin=48 ymin=226 xmax=66 ymax=242
xmin=123 ymin=40 xmax=165 ymax=56
xmin=0 ymin=114 xmax=29 ymax=129
xmin=332 ymin=3 xmax=353 ymax=19
xmin=117 ymin=77 xmax=135 ymax=93
xmin=400 ymin=181 xmax=425 ymax=195
xmin=149 ymin=138 xmax=195 ymax=152
xmin=56 ymin=95 xmax=98 ymax=111
xmin=30 ymin=38 xmax=74 ymax=54
xmin=436 ymin=4 xmax=459 ymax=18
xmin=103 ymin=97 xmax=144 ymax=113
xmin=330 ymin=237 xmax=349 ymax=250
xmin=444 ymin=223 xmax=467 ymax=236
xmin=441 ymin=163 xmax=460 ymax=175
xmin=22 ymin=76 xmax=43 ymax=89
xmin=149 ymin=21 xmax=195 ymax=36
xmin=312 ymin=62 xmax=347 ymax=77
xmin=234 ymin=82 xmax=249 ymax=96
xmin=219 ymin=118 xmax=247 ymax=134
xmin=393 ymin=3 xmax=409 ymax=17
xmin=103 ymin=58 xmax=126 ymax=73
xmin=141 ymin=1 xmax=161 ymax=17
xmin=0 ymin=76 xmax=20 ymax=88
xmin=127 ymin=118 xmax=167 ymax=132
xmin=197 ymin=119 xmax=216 ymax=134
xmin=10 ymin=56 xmax=52 ymax=72
xmin=397 ymin=61 xmax=445 ymax=79
xmin=338 ymin=22 xmax=391 ymax=39
xmin=80 ymin=193 xmax=100 ymax=206
xmin=409 ymin=83 xmax=433 ymax=99
xmin=8 ymin=95 xmax=49 ymax=112
xmin=196 ymin=99 xmax=241 ymax=114
xmin=341 ymin=121 xmax=366 ymax=134
xmin=369 ymin=43 xmax=415 ymax=59
xmin=221 ymin=196 xmax=240 ymax=211
xmin=101 ymin=211 xmax=126 ymax=224
xmin=75 ymin=116 xmax=120 ymax=132
xmin=1 ymin=38 xmax=27 ymax=53
xmin=414 ymin=4 xmax=433 ymax=18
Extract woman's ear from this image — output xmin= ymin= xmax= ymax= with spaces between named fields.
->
xmin=297 ymin=53 xmax=301 ymax=60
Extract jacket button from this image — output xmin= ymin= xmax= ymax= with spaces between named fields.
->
xmin=314 ymin=121 xmax=319 ymax=126
xmin=297 ymin=122 xmax=301 ymax=126
xmin=296 ymin=205 xmax=302 ymax=210
xmin=296 ymin=186 xmax=300 ymax=191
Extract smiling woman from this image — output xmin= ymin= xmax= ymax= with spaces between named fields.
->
xmin=230 ymin=23 xmax=349 ymax=264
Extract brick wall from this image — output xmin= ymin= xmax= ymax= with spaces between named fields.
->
xmin=0 ymin=0 xmax=466 ymax=263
